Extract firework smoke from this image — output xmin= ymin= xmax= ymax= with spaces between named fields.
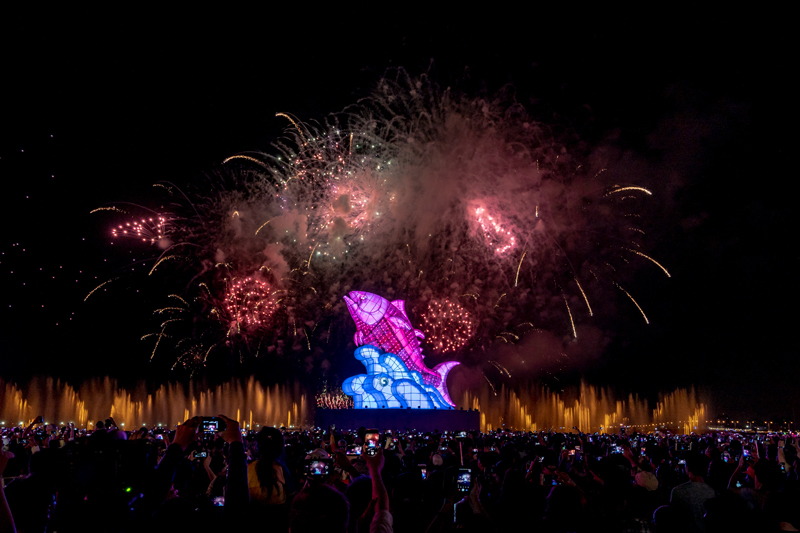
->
xmin=91 ymin=71 xmax=666 ymax=384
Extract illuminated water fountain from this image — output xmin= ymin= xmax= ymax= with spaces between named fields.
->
xmin=1 ymin=377 xmax=706 ymax=434
xmin=0 ymin=377 xmax=308 ymax=429
xmin=459 ymin=381 xmax=707 ymax=434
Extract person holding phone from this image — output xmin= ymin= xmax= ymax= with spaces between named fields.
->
xmin=363 ymin=442 xmax=393 ymax=532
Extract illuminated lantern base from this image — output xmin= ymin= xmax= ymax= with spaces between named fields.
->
xmin=343 ymin=345 xmax=453 ymax=409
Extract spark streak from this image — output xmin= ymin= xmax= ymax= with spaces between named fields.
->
xmin=90 ymin=206 xmax=126 ymax=214
xmin=574 ymin=278 xmax=593 ymax=316
xmin=222 ymin=154 xmax=270 ymax=169
xmin=276 ymin=112 xmax=306 ymax=141
xmin=84 ymin=278 xmax=117 ymax=301
xmin=606 ymin=186 xmax=653 ymax=196
xmin=563 ymin=295 xmax=577 ymax=338
xmin=149 ymin=255 xmax=178 ymax=276
xmin=255 ymin=219 xmax=273 ymax=235
xmin=623 ymin=248 xmax=671 ymax=277
xmin=515 ymin=251 xmax=526 ymax=287
xmin=168 ymin=294 xmax=189 ymax=306
xmin=614 ymin=282 xmax=649 ymax=324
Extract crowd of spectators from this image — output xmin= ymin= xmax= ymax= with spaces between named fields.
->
xmin=2 ymin=416 xmax=800 ymax=532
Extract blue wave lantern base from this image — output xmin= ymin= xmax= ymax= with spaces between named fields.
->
xmin=342 ymin=345 xmax=455 ymax=409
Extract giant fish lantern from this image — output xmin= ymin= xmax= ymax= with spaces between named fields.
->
xmin=342 ymin=291 xmax=460 ymax=409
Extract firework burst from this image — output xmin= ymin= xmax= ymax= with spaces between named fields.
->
xmin=420 ymin=299 xmax=475 ymax=353
xmin=89 ymin=70 xmax=668 ymax=384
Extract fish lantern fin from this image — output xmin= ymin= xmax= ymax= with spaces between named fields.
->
xmin=390 ymin=300 xmax=410 ymax=320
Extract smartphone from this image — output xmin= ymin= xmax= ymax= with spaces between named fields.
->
xmin=419 ymin=465 xmax=427 ymax=480
xmin=568 ymin=449 xmax=576 ymax=456
xmin=155 ymin=434 xmax=163 ymax=440
xmin=575 ymin=446 xmax=581 ymax=451
xmin=365 ymin=429 xmax=380 ymax=456
xmin=612 ymin=446 xmax=622 ymax=453
xmin=457 ymin=431 xmax=467 ymax=438
xmin=440 ymin=445 xmax=448 ymax=452
xmin=678 ymin=459 xmax=686 ymax=465
xmin=346 ymin=444 xmax=362 ymax=456
xmin=306 ymin=458 xmax=332 ymax=476
xmin=472 ymin=448 xmax=479 ymax=453
xmin=780 ymin=462 xmax=787 ymax=473
xmin=201 ymin=417 xmax=227 ymax=434
xmin=456 ymin=468 xmax=472 ymax=493
xmin=196 ymin=451 xmax=208 ymax=459
xmin=743 ymin=449 xmax=750 ymax=457
xmin=212 ymin=496 xmax=225 ymax=507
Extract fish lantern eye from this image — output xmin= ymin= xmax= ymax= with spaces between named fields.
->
xmin=380 ymin=377 xmax=389 ymax=387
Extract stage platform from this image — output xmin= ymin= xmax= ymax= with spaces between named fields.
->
xmin=315 ymin=408 xmax=480 ymax=431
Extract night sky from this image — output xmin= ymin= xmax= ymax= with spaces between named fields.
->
xmin=0 ymin=10 xmax=793 ymax=419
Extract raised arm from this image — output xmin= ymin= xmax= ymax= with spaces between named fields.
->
xmin=218 ymin=415 xmax=248 ymax=518
xmin=0 ymin=451 xmax=18 ymax=533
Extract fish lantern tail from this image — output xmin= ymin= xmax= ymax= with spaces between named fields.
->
xmin=433 ymin=361 xmax=460 ymax=408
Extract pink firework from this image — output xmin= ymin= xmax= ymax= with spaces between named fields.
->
xmin=475 ymin=207 xmax=516 ymax=254
xmin=420 ymin=299 xmax=475 ymax=353
xmin=225 ymin=277 xmax=278 ymax=328
xmin=111 ymin=216 xmax=167 ymax=244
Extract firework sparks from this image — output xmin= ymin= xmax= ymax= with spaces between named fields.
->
xmin=420 ymin=299 xmax=475 ymax=353
xmin=89 ymin=72 xmax=668 ymax=377
xmin=606 ymin=186 xmax=653 ymax=196
xmin=613 ymin=282 xmax=649 ymax=324
xmin=475 ymin=207 xmax=516 ymax=254
xmin=623 ymin=248 xmax=671 ymax=277
xmin=222 ymin=154 xmax=270 ymax=169
xmin=90 ymin=206 xmax=127 ymax=214
xmin=574 ymin=278 xmax=593 ymax=316
xmin=515 ymin=251 xmax=526 ymax=287
xmin=84 ymin=278 xmax=117 ymax=302
xmin=563 ymin=294 xmax=577 ymax=338
xmin=225 ymin=277 xmax=278 ymax=329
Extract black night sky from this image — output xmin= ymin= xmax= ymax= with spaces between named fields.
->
xmin=0 ymin=10 xmax=793 ymax=420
